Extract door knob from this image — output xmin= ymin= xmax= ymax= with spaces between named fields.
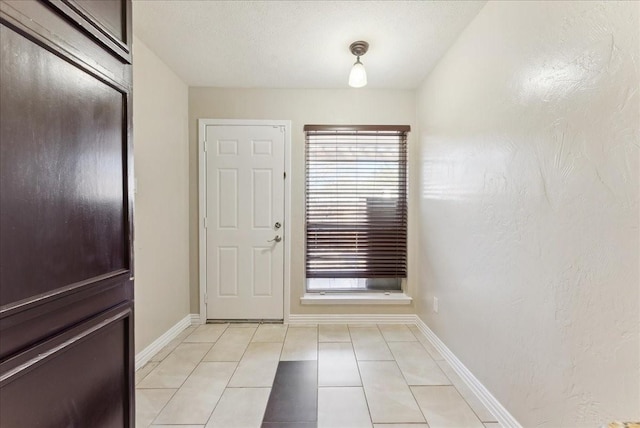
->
xmin=267 ymin=235 xmax=282 ymax=243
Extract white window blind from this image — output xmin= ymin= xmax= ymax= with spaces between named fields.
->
xmin=304 ymin=125 xmax=409 ymax=281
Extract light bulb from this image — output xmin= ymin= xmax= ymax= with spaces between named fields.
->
xmin=348 ymin=58 xmax=367 ymax=88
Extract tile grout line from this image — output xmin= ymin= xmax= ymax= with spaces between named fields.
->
xmin=436 ymin=358 xmax=497 ymax=424
xmin=147 ymin=324 xmax=225 ymax=427
xmin=411 ymin=325 xmax=498 ymax=424
xmin=201 ymin=324 xmax=261 ymax=428
xmin=140 ymin=388 xmax=179 ymax=428
xmin=347 ymin=325 xmax=375 ymax=428
xmin=279 ymin=324 xmax=291 ymax=362
xmin=261 ymin=323 xmax=288 ymax=427
xmin=408 ymin=385 xmax=430 ymax=426
xmin=414 ymin=384 xmax=486 ymax=426
xmin=135 ymin=361 xmax=158 ymax=386
xmin=375 ymin=323 xmax=394 ymax=358
xmin=221 ymin=323 xmax=259 ymax=380
xmin=389 ymin=324 xmax=444 ymax=388
xmin=135 ymin=326 xmax=195 ymax=388
xmin=390 ymin=352 xmax=426 ymax=425
xmin=361 ymin=324 xmax=428 ymax=426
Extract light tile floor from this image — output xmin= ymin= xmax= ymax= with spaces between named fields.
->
xmin=136 ymin=323 xmax=501 ymax=428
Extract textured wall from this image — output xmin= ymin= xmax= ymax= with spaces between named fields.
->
xmin=188 ymin=88 xmax=418 ymax=315
xmin=133 ymin=37 xmax=190 ymax=352
xmin=415 ymin=1 xmax=639 ymax=426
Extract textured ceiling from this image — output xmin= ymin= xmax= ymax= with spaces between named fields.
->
xmin=133 ymin=0 xmax=486 ymax=89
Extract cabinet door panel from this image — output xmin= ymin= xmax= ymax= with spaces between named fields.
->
xmin=0 ymin=22 xmax=127 ymax=307
xmin=73 ymin=0 xmax=126 ymax=42
xmin=0 ymin=306 xmax=134 ymax=428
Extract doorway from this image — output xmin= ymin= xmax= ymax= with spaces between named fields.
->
xmin=199 ymin=119 xmax=291 ymax=321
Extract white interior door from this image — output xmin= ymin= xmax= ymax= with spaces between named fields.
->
xmin=204 ymin=124 xmax=285 ymax=320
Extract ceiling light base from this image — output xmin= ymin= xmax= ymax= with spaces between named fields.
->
xmin=349 ymin=41 xmax=369 ymax=57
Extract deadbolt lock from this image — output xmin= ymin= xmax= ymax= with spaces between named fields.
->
xmin=274 ymin=222 xmax=281 ymax=229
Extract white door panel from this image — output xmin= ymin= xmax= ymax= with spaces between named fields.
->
xmin=205 ymin=125 xmax=284 ymax=319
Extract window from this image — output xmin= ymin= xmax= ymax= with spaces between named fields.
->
xmin=304 ymin=125 xmax=409 ymax=292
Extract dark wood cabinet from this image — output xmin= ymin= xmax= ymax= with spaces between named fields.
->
xmin=0 ymin=0 xmax=134 ymax=426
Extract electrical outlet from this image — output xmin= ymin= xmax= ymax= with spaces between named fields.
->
xmin=433 ymin=297 xmax=439 ymax=313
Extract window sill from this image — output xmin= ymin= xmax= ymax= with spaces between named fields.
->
xmin=300 ymin=292 xmax=412 ymax=305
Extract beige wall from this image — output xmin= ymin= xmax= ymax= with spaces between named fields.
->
xmin=189 ymin=88 xmax=418 ymax=316
xmin=133 ymin=37 xmax=190 ymax=352
xmin=415 ymin=1 xmax=639 ymax=426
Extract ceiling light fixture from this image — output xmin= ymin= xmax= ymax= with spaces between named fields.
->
xmin=348 ymin=41 xmax=369 ymax=88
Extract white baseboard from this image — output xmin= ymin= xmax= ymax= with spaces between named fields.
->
xmin=135 ymin=313 xmax=197 ymax=370
xmin=287 ymin=313 xmax=416 ymax=324
xmin=414 ymin=316 xmax=522 ymax=428
xmin=190 ymin=313 xmax=203 ymax=325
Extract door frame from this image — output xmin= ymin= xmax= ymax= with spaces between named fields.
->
xmin=198 ymin=118 xmax=292 ymax=324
